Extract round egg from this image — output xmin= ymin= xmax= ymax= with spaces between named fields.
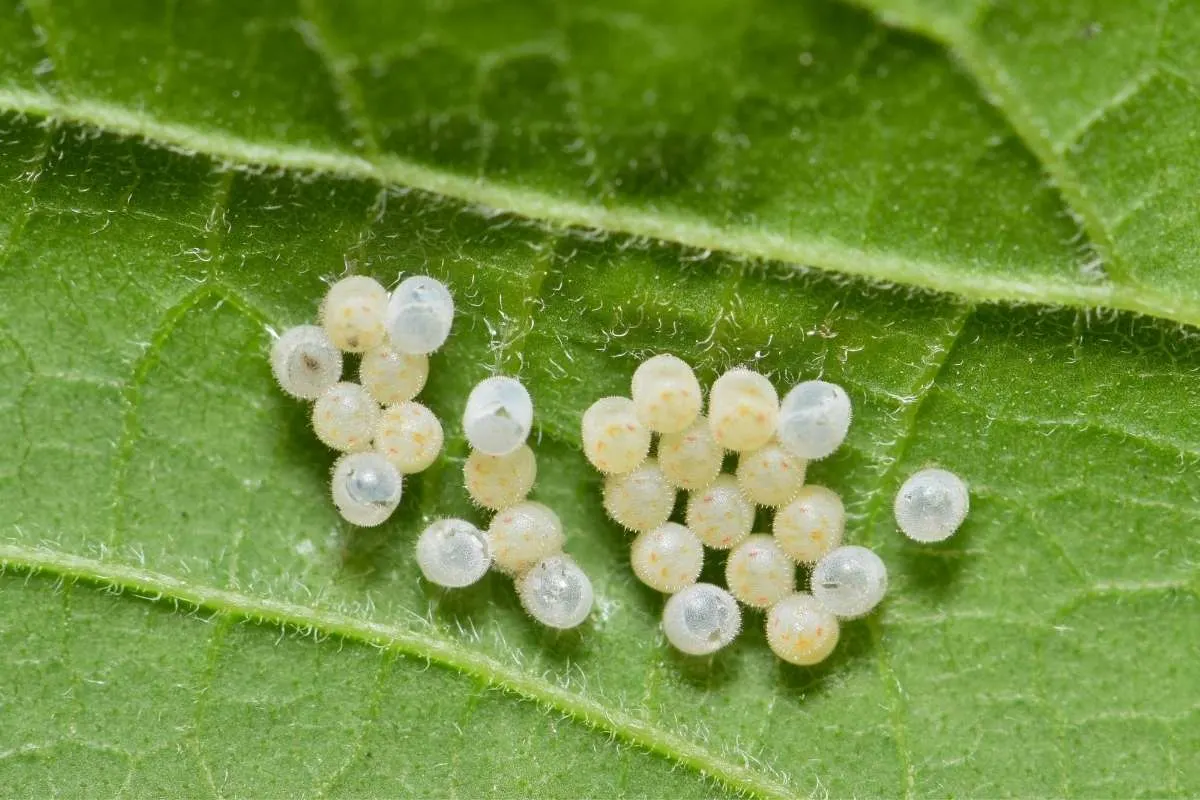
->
xmin=602 ymin=459 xmax=676 ymax=533
xmin=486 ymin=501 xmax=565 ymax=575
xmin=320 ymin=275 xmax=389 ymax=353
xmin=313 ymin=382 xmax=380 ymax=452
xmin=707 ymin=367 xmax=779 ymax=452
xmin=385 ymin=274 xmax=455 ymax=355
xmin=630 ymin=522 xmax=704 ymax=594
xmin=630 ymin=353 xmax=702 ymax=434
xmin=662 ymin=583 xmax=742 ymax=656
xmin=658 ymin=416 xmax=724 ymax=491
xmin=684 ymin=475 xmax=754 ymax=549
xmin=270 ymin=325 xmax=342 ymax=400
xmin=581 ymin=396 xmax=651 ymax=475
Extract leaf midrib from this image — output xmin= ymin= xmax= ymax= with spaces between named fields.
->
xmin=842 ymin=3 xmax=1162 ymax=299
xmin=0 ymin=543 xmax=796 ymax=800
xmin=1 ymin=86 xmax=1196 ymax=328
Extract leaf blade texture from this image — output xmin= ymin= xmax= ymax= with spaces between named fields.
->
xmin=0 ymin=0 xmax=1197 ymax=796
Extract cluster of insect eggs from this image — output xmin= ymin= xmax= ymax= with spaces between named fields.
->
xmin=414 ymin=511 xmax=594 ymax=631
xmin=584 ymin=355 xmax=967 ymax=663
xmin=272 ymin=276 xmax=594 ymax=630
xmin=271 ymin=274 xmax=455 ymax=527
xmin=421 ymin=376 xmax=595 ymax=630
xmin=273 ymin=279 xmax=967 ymax=641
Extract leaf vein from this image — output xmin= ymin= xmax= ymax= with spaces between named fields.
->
xmin=2 ymin=87 xmax=1197 ymax=326
xmin=0 ymin=544 xmax=798 ymax=800
xmin=858 ymin=302 xmax=973 ymax=800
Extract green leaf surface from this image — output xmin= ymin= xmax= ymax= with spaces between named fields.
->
xmin=7 ymin=0 xmax=1199 ymax=323
xmin=0 ymin=0 xmax=1197 ymax=798
xmin=852 ymin=0 xmax=1200 ymax=326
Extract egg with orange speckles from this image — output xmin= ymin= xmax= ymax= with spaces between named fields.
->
xmin=582 ymin=396 xmax=651 ymax=475
xmin=630 ymin=522 xmax=704 ymax=594
xmin=773 ymin=485 xmax=845 ymax=564
xmin=631 ymin=353 xmax=702 ymax=434
xmin=320 ymin=275 xmax=389 ymax=353
xmin=464 ymin=445 xmax=537 ymax=511
xmin=707 ymin=367 xmax=779 ymax=452
xmin=684 ymin=475 xmax=754 ymax=549
xmin=374 ymin=401 xmax=443 ymax=474
xmin=313 ymin=382 xmax=380 ymax=453
xmin=486 ymin=501 xmax=565 ymax=575
xmin=766 ymin=593 xmax=840 ymax=666
xmin=658 ymin=415 xmax=723 ymax=491
xmin=725 ymin=534 xmax=795 ymax=609
xmin=736 ymin=441 xmax=807 ymax=507
xmin=602 ymin=459 xmax=676 ymax=533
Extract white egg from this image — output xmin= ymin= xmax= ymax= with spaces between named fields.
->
xmin=630 ymin=522 xmax=704 ymax=594
xmin=374 ymin=401 xmax=443 ymax=474
xmin=518 ymin=554 xmax=594 ymax=629
xmin=463 ymin=375 xmax=533 ymax=456
xmin=464 ymin=445 xmax=537 ymax=511
xmin=330 ymin=451 xmax=402 ymax=527
xmin=359 ymin=346 xmax=429 ymax=405
xmin=270 ymin=324 xmax=343 ymax=400
xmin=630 ymin=354 xmax=702 ymax=434
xmin=320 ymin=275 xmax=389 ymax=353
xmin=811 ymin=545 xmax=888 ymax=619
xmin=766 ymin=593 xmax=840 ymax=666
xmin=416 ymin=518 xmax=491 ymax=588
xmin=657 ymin=415 xmax=724 ymax=491
xmin=773 ymin=485 xmax=845 ymax=564
xmin=725 ymin=534 xmax=795 ymax=609
xmin=684 ymin=475 xmax=754 ymax=549
xmin=894 ymin=468 xmax=970 ymax=543
xmin=601 ymin=459 xmax=676 ymax=533
xmin=486 ymin=501 xmax=565 ymax=575
xmin=581 ymin=396 xmax=651 ymax=474
xmin=312 ymin=382 xmax=380 ymax=452
xmin=707 ymin=367 xmax=779 ymax=452
xmin=777 ymin=380 xmax=852 ymax=460
xmin=735 ymin=441 xmax=807 ymax=507
xmin=385 ymin=274 xmax=455 ymax=355
xmin=662 ymin=583 xmax=742 ymax=656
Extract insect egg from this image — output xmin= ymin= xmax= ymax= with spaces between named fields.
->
xmin=725 ymin=534 xmax=796 ymax=609
xmin=518 ymin=554 xmax=594 ymax=629
xmin=661 ymin=583 xmax=742 ymax=656
xmin=270 ymin=324 xmax=343 ymax=400
xmin=462 ymin=376 xmax=534 ymax=456
xmin=657 ymin=415 xmax=724 ymax=491
xmin=374 ymin=401 xmax=444 ymax=474
xmin=630 ymin=353 xmax=703 ymax=434
xmin=464 ymin=445 xmax=537 ymax=511
xmin=312 ymin=382 xmax=381 ymax=452
xmin=359 ymin=346 xmax=429 ymax=405
xmin=416 ymin=518 xmax=491 ymax=588
xmin=707 ymin=367 xmax=779 ymax=452
xmin=581 ymin=396 xmax=651 ymax=475
xmin=766 ymin=593 xmax=840 ymax=666
xmin=777 ymin=380 xmax=852 ymax=460
xmin=894 ymin=468 xmax=970 ymax=543
xmin=386 ymin=274 xmax=455 ymax=355
xmin=735 ymin=441 xmax=807 ymax=507
xmin=630 ymin=522 xmax=705 ymax=594
xmin=811 ymin=545 xmax=888 ymax=619
xmin=773 ymin=485 xmax=845 ymax=564
xmin=684 ymin=474 xmax=754 ymax=549
xmin=486 ymin=501 xmax=566 ymax=575
xmin=319 ymin=275 xmax=389 ymax=353
xmin=602 ymin=459 xmax=676 ymax=533
xmin=330 ymin=451 xmax=402 ymax=527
